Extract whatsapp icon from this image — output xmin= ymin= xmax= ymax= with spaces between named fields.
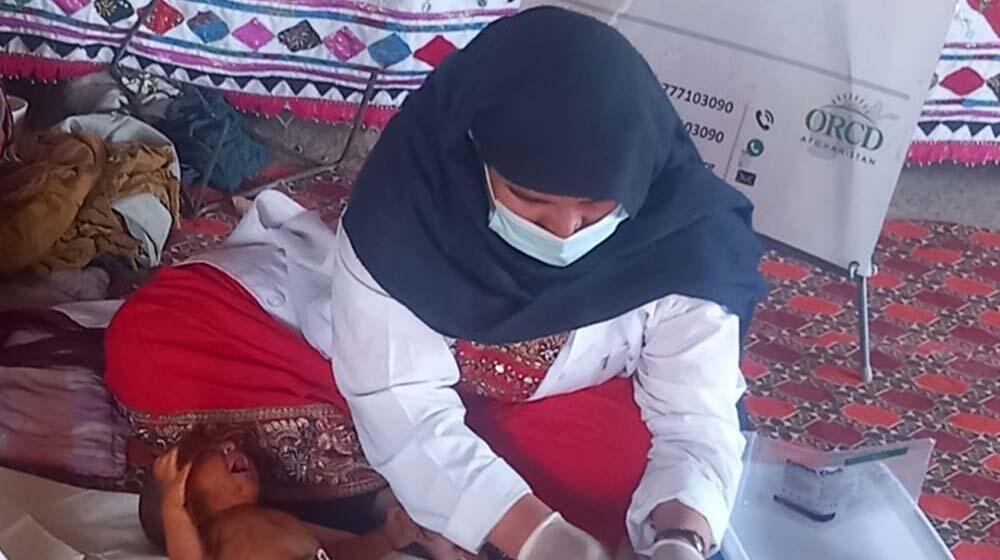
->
xmin=746 ymin=139 xmax=765 ymax=157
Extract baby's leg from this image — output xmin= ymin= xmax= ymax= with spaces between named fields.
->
xmin=373 ymin=488 xmax=482 ymax=560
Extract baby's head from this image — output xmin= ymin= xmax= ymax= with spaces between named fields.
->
xmin=139 ymin=438 xmax=260 ymax=547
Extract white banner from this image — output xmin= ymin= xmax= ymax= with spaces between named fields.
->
xmin=523 ymin=0 xmax=956 ymax=275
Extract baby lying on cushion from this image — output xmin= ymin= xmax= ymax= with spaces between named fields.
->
xmin=139 ymin=437 xmax=472 ymax=559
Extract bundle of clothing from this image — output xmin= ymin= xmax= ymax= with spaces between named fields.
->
xmin=159 ymin=87 xmax=270 ymax=193
xmin=0 ymin=306 xmax=129 ymax=481
xmin=0 ymin=128 xmax=181 ymax=277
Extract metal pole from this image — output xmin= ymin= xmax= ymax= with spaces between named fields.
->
xmin=849 ymin=261 xmax=874 ymax=384
xmin=189 ymin=118 xmax=231 ymax=217
xmin=333 ymin=70 xmax=380 ymax=166
xmin=108 ymin=0 xmax=157 ymax=113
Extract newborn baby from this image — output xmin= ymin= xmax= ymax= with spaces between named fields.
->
xmin=140 ymin=439 xmax=426 ymax=560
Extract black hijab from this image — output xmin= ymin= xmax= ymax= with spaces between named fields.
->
xmin=343 ymin=6 xmax=766 ymax=344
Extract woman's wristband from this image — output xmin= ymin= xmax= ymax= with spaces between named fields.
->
xmin=655 ymin=528 xmax=706 ymax=557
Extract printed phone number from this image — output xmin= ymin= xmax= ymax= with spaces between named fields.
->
xmin=685 ymin=122 xmax=726 ymax=144
xmin=663 ymin=83 xmax=736 ymax=114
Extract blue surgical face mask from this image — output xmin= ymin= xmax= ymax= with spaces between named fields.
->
xmin=483 ymin=165 xmax=628 ymax=267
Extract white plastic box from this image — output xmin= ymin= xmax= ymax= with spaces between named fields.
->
xmin=721 ymin=434 xmax=954 ymax=560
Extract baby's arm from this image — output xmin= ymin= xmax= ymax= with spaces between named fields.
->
xmin=154 ymin=449 xmax=208 ymax=560
xmin=162 ymin=508 xmax=208 ymax=560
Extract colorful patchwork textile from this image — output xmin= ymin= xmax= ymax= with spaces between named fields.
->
xmin=910 ymin=0 xmax=1000 ymax=166
xmin=0 ymin=0 xmax=518 ymax=126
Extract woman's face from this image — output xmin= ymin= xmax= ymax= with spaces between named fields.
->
xmin=487 ymin=166 xmax=619 ymax=238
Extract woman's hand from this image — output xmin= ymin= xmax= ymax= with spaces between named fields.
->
xmin=152 ymin=447 xmax=193 ymax=512
xmin=489 ymin=494 xmax=610 ymax=559
xmin=649 ymin=539 xmax=703 ymax=560
xmin=516 ymin=513 xmax=611 ymax=560
xmin=487 ymin=494 xmax=552 ymax=557
xmin=650 ymin=501 xmax=712 ymax=554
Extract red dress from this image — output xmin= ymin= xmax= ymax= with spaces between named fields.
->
xmin=105 ymin=264 xmax=651 ymax=547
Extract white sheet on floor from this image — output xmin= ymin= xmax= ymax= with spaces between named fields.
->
xmin=0 ymin=466 xmax=161 ymax=560
xmin=0 ymin=467 xmax=418 ymax=560
xmin=51 ymin=299 xmax=123 ymax=329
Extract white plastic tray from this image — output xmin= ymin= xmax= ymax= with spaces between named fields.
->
xmin=721 ymin=439 xmax=954 ymax=560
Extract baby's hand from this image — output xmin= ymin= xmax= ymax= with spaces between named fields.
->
xmin=381 ymin=505 xmax=421 ymax=550
xmin=152 ymin=447 xmax=193 ymax=511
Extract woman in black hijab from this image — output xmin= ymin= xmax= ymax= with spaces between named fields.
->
xmin=331 ymin=5 xmax=765 ymax=560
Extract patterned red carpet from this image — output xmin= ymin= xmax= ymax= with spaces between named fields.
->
xmin=747 ymin=221 xmax=1000 ymax=560
xmin=165 ymin=176 xmax=1000 ymax=560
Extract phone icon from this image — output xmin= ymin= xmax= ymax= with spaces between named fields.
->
xmin=755 ymin=109 xmax=775 ymax=131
